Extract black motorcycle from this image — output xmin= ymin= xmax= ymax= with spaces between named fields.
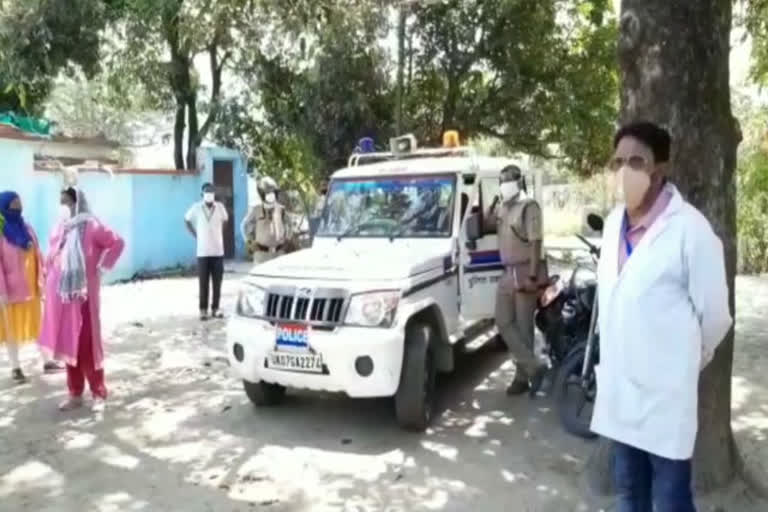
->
xmin=535 ymin=214 xmax=603 ymax=439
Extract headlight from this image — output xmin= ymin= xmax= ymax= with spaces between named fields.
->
xmin=237 ymin=285 xmax=267 ymax=317
xmin=345 ymin=291 xmax=400 ymax=328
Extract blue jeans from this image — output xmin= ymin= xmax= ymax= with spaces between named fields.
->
xmin=614 ymin=442 xmax=696 ymax=512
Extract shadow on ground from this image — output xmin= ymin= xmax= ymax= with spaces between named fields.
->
xmin=0 ymin=273 xmax=765 ymax=511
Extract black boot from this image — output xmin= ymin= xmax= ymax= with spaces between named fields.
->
xmin=528 ymin=365 xmax=549 ymax=398
xmin=506 ymin=375 xmax=530 ymax=395
xmin=11 ymin=368 xmax=26 ymax=384
xmin=43 ymin=361 xmax=64 ymax=373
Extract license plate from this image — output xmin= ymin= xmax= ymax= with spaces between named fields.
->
xmin=268 ymin=352 xmax=324 ymax=373
xmin=271 ymin=323 xmax=323 ymax=373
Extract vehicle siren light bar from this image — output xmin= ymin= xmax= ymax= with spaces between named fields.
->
xmin=390 ymin=134 xmax=418 ymax=154
xmin=359 ymin=137 xmax=375 ymax=153
xmin=443 ymin=130 xmax=460 ymax=148
xmin=347 ymin=130 xmax=473 ymax=167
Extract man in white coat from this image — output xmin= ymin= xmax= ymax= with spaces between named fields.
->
xmin=591 ymin=121 xmax=732 ymax=512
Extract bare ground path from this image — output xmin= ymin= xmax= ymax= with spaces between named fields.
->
xmin=0 ymin=269 xmax=765 ymax=511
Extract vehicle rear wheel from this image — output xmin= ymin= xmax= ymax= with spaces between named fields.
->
xmin=553 ymin=343 xmax=597 ymax=439
xmin=243 ymin=380 xmax=286 ymax=406
xmin=395 ymin=322 xmax=437 ymax=432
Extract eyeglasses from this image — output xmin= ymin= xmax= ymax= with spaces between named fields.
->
xmin=607 ymin=155 xmax=648 ymax=172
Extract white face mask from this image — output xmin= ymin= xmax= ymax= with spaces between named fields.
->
xmin=265 ymin=192 xmax=276 ymax=204
xmin=59 ymin=204 xmax=72 ymax=221
xmin=500 ymin=181 xmax=520 ymax=200
xmin=619 ymin=167 xmax=651 ymax=210
xmin=203 ymin=192 xmax=215 ymax=204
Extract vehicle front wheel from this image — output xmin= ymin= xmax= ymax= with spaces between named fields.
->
xmin=395 ymin=322 xmax=437 ymax=432
xmin=553 ymin=343 xmax=597 ymax=439
xmin=243 ymin=380 xmax=286 ymax=406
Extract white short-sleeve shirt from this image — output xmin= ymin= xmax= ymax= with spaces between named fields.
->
xmin=185 ymin=201 xmax=229 ymax=257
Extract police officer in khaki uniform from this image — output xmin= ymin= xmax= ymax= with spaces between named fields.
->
xmin=490 ymin=165 xmax=548 ymax=396
xmin=241 ymin=176 xmax=289 ymax=265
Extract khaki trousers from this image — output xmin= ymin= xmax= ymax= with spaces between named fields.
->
xmin=495 ymin=274 xmax=539 ymax=379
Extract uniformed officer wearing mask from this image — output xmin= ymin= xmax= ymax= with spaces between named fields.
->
xmin=241 ymin=176 xmax=288 ymax=265
xmin=490 ymin=165 xmax=548 ymax=396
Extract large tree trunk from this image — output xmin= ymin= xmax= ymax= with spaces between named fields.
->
xmin=173 ymin=99 xmax=186 ymax=171
xmin=588 ymin=0 xmax=741 ymax=494
xmin=163 ymin=0 xmax=193 ymax=170
xmin=186 ymin=93 xmax=199 ymax=171
xmin=186 ymin=45 xmax=228 ymax=170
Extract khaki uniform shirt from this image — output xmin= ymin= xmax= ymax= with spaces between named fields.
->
xmin=242 ymin=204 xmax=288 ymax=249
xmin=496 ymin=198 xmax=543 ymax=266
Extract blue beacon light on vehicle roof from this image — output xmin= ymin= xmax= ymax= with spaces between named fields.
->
xmin=359 ymin=137 xmax=375 ymax=153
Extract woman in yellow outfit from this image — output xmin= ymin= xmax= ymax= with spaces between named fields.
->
xmin=0 ymin=191 xmax=62 ymax=383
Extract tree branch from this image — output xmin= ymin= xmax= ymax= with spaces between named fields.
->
xmin=197 ymin=45 xmax=229 ymax=143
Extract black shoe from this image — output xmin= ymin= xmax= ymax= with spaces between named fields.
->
xmin=11 ymin=368 xmax=26 ymax=384
xmin=506 ymin=378 xmax=530 ymax=396
xmin=529 ymin=365 xmax=549 ymax=398
xmin=211 ymin=310 xmax=224 ymax=319
xmin=43 ymin=361 xmax=64 ymax=373
xmin=200 ymin=311 xmax=209 ymax=321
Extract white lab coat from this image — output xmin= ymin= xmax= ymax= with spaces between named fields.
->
xmin=590 ymin=184 xmax=732 ymax=460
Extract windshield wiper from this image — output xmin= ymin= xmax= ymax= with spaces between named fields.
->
xmin=337 ymin=224 xmax=360 ymax=241
xmin=336 ymin=214 xmax=372 ymax=241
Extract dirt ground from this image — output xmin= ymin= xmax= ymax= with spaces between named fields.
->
xmin=0 ymin=270 xmax=766 ymax=511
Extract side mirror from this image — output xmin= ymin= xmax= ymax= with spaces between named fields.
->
xmin=587 ymin=213 xmax=604 ymax=233
xmin=465 ymin=213 xmax=481 ymax=249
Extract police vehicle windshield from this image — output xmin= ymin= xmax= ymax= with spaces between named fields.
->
xmin=316 ymin=174 xmax=456 ymax=239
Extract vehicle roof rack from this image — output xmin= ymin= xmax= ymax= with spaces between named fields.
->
xmin=348 ymin=146 xmax=476 ymax=167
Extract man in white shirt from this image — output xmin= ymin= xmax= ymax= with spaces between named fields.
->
xmin=185 ymin=183 xmax=229 ymax=320
xmin=591 ymin=122 xmax=732 ymax=512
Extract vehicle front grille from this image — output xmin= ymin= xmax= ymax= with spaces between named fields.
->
xmin=264 ymin=287 xmax=347 ymax=326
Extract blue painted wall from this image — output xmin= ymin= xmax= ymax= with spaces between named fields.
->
xmin=0 ymin=140 xmax=249 ymax=283
xmin=130 ymin=172 xmax=197 ymax=274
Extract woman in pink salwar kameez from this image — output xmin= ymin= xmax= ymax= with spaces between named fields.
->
xmin=38 ymin=188 xmax=124 ymax=411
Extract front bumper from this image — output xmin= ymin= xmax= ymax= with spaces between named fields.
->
xmin=226 ymin=316 xmax=405 ymax=398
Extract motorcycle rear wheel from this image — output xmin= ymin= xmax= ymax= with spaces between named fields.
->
xmin=554 ymin=343 xmax=598 ymax=439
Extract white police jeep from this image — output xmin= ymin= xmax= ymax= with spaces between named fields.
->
xmin=227 ymin=133 xmax=525 ymax=431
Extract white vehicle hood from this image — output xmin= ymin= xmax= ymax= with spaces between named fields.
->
xmin=249 ymin=243 xmax=452 ymax=281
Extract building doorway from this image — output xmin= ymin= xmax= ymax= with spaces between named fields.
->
xmin=213 ymin=160 xmax=235 ymax=258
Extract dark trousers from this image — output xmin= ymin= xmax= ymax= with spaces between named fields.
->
xmin=198 ymin=257 xmax=224 ymax=312
xmin=614 ymin=442 xmax=696 ymax=512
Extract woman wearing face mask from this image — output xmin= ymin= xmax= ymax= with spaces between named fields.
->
xmin=591 ymin=122 xmax=731 ymax=512
xmin=0 ymin=191 xmax=64 ymax=383
xmin=241 ymin=176 xmax=288 ymax=265
xmin=39 ymin=187 xmax=124 ymax=411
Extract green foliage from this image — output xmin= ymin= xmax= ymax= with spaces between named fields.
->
xmin=44 ymin=73 xmax=157 ymax=144
xmin=104 ymin=0 xmax=255 ymax=168
xmin=213 ymin=0 xmax=618 ymax=193
xmin=213 ymin=100 xmax=323 ymax=215
xmin=733 ymin=91 xmax=768 ymax=273
xmin=404 ymin=0 xmax=618 ymax=175
xmin=0 ymin=0 xmax=114 ymax=113
xmin=216 ymin=0 xmax=393 ymax=182
xmin=744 ymin=0 xmax=768 ymax=85
xmin=13 ymin=0 xmax=619 ymax=181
